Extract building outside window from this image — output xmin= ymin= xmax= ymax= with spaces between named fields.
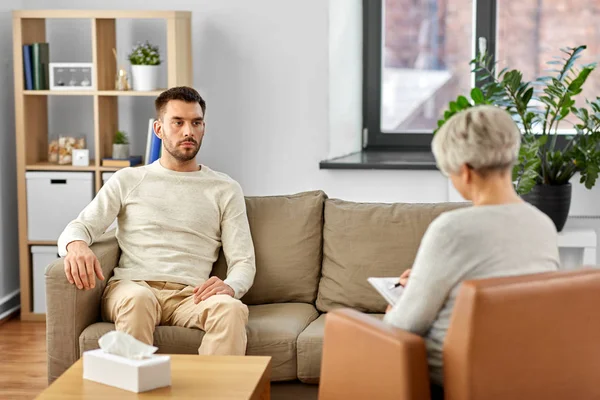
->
xmin=367 ymin=0 xmax=600 ymax=149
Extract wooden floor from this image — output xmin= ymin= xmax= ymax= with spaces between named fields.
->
xmin=0 ymin=316 xmax=317 ymax=400
xmin=0 ymin=317 xmax=47 ymax=399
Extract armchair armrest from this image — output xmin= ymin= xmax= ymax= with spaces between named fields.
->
xmin=45 ymin=231 xmax=120 ymax=383
xmin=319 ymin=309 xmax=431 ymax=400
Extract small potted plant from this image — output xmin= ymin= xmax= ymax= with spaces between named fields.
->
xmin=113 ymin=130 xmax=129 ymax=160
xmin=128 ymin=41 xmax=161 ymax=91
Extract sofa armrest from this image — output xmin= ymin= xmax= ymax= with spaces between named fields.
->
xmin=46 ymin=231 xmax=120 ymax=383
xmin=319 ymin=309 xmax=431 ymax=400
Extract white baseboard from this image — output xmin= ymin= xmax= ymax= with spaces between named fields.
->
xmin=0 ymin=305 xmax=20 ymax=321
xmin=0 ymin=289 xmax=20 ymax=320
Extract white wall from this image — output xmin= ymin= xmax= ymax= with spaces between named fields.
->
xmin=18 ymin=0 xmax=448 ymax=204
xmin=328 ymin=0 xmax=363 ymax=160
xmin=15 ymin=1 xmax=600 ymax=231
xmin=0 ymin=1 xmax=22 ymax=318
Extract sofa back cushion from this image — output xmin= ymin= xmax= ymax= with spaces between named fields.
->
xmin=212 ymin=190 xmax=326 ymax=305
xmin=316 ymin=199 xmax=468 ymax=313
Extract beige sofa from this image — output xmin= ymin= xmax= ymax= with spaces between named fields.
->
xmin=46 ymin=190 xmax=464 ymax=396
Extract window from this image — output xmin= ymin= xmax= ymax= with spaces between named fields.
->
xmin=381 ymin=0 xmax=474 ymax=134
xmin=364 ymin=0 xmax=490 ymax=149
xmin=365 ymin=0 xmax=600 ymax=149
xmin=496 ymin=0 xmax=600 ymax=131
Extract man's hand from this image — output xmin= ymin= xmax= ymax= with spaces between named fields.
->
xmin=193 ymin=277 xmax=234 ymax=304
xmin=399 ymin=268 xmax=411 ymax=287
xmin=64 ymin=240 xmax=104 ymax=290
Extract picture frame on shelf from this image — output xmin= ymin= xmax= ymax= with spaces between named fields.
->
xmin=72 ymin=149 xmax=90 ymax=167
xmin=49 ymin=62 xmax=95 ymax=90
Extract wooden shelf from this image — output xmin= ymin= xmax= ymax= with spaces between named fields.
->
xmin=28 ymin=240 xmax=57 ymax=246
xmin=13 ymin=10 xmax=191 ymax=19
xmin=13 ymin=9 xmax=192 ymax=318
xmin=24 ymin=90 xmax=165 ymax=97
xmin=26 ymin=162 xmax=137 ymax=172
xmin=20 ymin=312 xmax=46 ymax=322
xmin=26 ymin=161 xmax=97 ymax=171
xmin=98 ymin=90 xmax=166 ymax=96
xmin=98 ymin=166 xmax=125 ymax=172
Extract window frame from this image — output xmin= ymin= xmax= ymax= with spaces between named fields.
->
xmin=363 ymin=0 xmax=498 ymax=150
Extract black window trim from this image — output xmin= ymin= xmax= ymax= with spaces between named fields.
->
xmin=363 ymin=0 xmax=498 ymax=150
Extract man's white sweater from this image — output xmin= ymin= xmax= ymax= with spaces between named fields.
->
xmin=58 ymin=160 xmax=256 ymax=299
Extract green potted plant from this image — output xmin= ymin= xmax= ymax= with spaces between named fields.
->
xmin=128 ymin=40 xmax=161 ymax=91
xmin=113 ymin=130 xmax=129 ymax=160
xmin=436 ymin=45 xmax=600 ymax=231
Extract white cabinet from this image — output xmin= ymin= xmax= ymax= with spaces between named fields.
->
xmin=31 ymin=245 xmax=60 ymax=313
xmin=26 ymin=172 xmax=94 ymax=241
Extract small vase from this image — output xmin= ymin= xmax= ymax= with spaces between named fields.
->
xmin=112 ymin=144 xmax=129 ymax=160
xmin=522 ymin=183 xmax=572 ymax=232
xmin=131 ymin=65 xmax=160 ymax=91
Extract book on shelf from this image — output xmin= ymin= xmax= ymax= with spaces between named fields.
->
xmin=145 ymin=118 xmax=153 ymax=164
xmin=31 ymin=42 xmax=49 ymax=90
xmin=22 ymin=45 xmax=33 ymax=90
xmin=102 ymin=155 xmax=143 ymax=168
xmin=145 ymin=118 xmax=162 ymax=164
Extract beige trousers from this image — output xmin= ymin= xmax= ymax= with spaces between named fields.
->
xmin=101 ymin=280 xmax=249 ymax=355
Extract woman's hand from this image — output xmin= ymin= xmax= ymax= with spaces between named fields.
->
xmin=399 ymin=268 xmax=411 ymax=287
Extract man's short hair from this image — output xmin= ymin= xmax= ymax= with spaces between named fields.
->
xmin=155 ymin=86 xmax=206 ymax=120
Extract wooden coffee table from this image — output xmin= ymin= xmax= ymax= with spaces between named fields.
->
xmin=38 ymin=355 xmax=271 ymax=399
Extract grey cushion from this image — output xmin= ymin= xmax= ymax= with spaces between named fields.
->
xmin=80 ymin=323 xmax=204 ymax=355
xmin=296 ymin=313 xmax=384 ymax=384
xmin=80 ymin=302 xmax=319 ymax=382
xmin=317 ymin=199 xmax=468 ymax=313
xmin=212 ymin=191 xmax=326 ymax=305
xmin=246 ymin=303 xmax=319 ymax=381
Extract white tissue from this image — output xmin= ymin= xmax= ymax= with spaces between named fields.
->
xmin=98 ymin=331 xmax=158 ymax=360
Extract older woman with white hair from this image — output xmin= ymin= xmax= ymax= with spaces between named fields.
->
xmin=384 ymin=105 xmax=560 ymax=398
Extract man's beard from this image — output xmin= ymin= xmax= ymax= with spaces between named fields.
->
xmin=164 ymin=138 xmax=201 ymax=162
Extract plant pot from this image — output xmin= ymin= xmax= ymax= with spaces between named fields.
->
xmin=112 ymin=144 xmax=129 ymax=160
xmin=131 ymin=65 xmax=160 ymax=91
xmin=522 ymin=183 xmax=571 ymax=232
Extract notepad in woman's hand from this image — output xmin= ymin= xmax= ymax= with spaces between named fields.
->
xmin=367 ymin=277 xmax=404 ymax=306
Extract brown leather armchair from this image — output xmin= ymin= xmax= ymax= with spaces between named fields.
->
xmin=319 ymin=269 xmax=600 ymax=400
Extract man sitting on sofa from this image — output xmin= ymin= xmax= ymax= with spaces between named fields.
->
xmin=57 ymin=86 xmax=256 ymax=356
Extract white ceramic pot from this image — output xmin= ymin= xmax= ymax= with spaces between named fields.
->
xmin=112 ymin=144 xmax=129 ymax=160
xmin=131 ymin=65 xmax=160 ymax=91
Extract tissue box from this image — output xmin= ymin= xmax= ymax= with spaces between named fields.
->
xmin=83 ymin=349 xmax=171 ymax=393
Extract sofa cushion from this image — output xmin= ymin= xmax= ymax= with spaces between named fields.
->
xmin=246 ymin=303 xmax=319 ymax=381
xmin=212 ymin=190 xmax=326 ymax=305
xmin=296 ymin=313 xmax=384 ymax=384
xmin=317 ymin=200 xmax=468 ymax=313
xmin=80 ymin=323 xmax=205 ymax=355
xmin=80 ymin=303 xmax=318 ymax=382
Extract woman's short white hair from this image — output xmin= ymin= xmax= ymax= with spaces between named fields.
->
xmin=432 ymin=105 xmax=521 ymax=176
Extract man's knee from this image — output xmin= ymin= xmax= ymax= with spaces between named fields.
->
xmin=207 ymin=295 xmax=248 ymax=322
xmin=114 ymin=285 xmax=158 ymax=314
